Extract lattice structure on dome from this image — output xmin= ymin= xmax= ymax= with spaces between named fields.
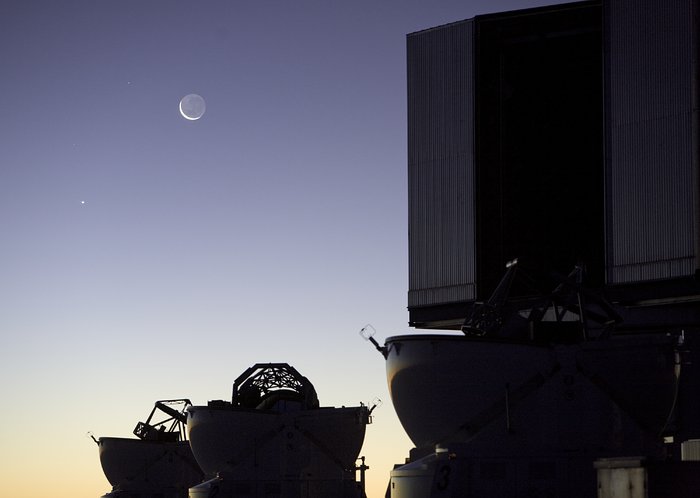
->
xmin=231 ymin=363 xmax=319 ymax=410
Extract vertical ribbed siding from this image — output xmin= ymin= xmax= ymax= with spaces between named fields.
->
xmin=407 ymin=21 xmax=475 ymax=307
xmin=605 ymin=0 xmax=699 ymax=283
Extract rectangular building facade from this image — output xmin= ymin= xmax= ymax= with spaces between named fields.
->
xmin=605 ymin=0 xmax=699 ymax=284
xmin=407 ymin=0 xmax=700 ymax=328
xmin=407 ymin=20 xmax=476 ymax=321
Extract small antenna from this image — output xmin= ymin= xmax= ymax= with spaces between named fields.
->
xmin=369 ymin=397 xmax=382 ymax=414
xmin=86 ymin=431 xmax=99 ymax=445
xmin=359 ymin=324 xmax=387 ymax=358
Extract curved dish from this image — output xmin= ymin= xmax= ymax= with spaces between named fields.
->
xmin=385 ymin=333 xmax=677 ymax=455
xmin=99 ymin=437 xmax=203 ymax=491
xmin=187 ymin=404 xmax=368 ymax=478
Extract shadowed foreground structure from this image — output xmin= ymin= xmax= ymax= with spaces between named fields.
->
xmin=386 ymin=0 xmax=700 ymax=496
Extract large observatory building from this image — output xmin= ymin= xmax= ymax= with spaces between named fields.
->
xmin=406 ymin=0 xmax=699 ymax=330
xmin=386 ymin=0 xmax=700 ymax=496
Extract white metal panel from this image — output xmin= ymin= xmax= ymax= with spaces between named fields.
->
xmin=605 ymin=0 xmax=699 ymax=283
xmin=407 ymin=20 xmax=476 ymax=307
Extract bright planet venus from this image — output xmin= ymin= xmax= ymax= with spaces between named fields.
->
xmin=179 ymin=93 xmax=206 ymax=120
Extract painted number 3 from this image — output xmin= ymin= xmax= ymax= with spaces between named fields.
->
xmin=436 ymin=464 xmax=451 ymax=490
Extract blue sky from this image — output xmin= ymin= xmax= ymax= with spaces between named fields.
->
xmin=0 ymin=1 xmax=561 ymax=496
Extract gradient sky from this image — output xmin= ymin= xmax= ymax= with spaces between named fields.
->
xmin=1 ymin=1 xmax=561 ymax=497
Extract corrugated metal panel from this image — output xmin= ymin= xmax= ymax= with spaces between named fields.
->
xmin=407 ymin=20 xmax=475 ymax=308
xmin=605 ymin=0 xmax=699 ymax=284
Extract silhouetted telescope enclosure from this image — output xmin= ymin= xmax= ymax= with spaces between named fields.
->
xmin=406 ymin=0 xmax=699 ymax=331
xmin=392 ymin=0 xmax=700 ymax=496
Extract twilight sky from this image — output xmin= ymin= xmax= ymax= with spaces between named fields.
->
xmin=0 ymin=1 xmax=561 ymax=497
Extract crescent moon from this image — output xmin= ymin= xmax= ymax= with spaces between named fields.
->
xmin=179 ymin=94 xmax=206 ymax=121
